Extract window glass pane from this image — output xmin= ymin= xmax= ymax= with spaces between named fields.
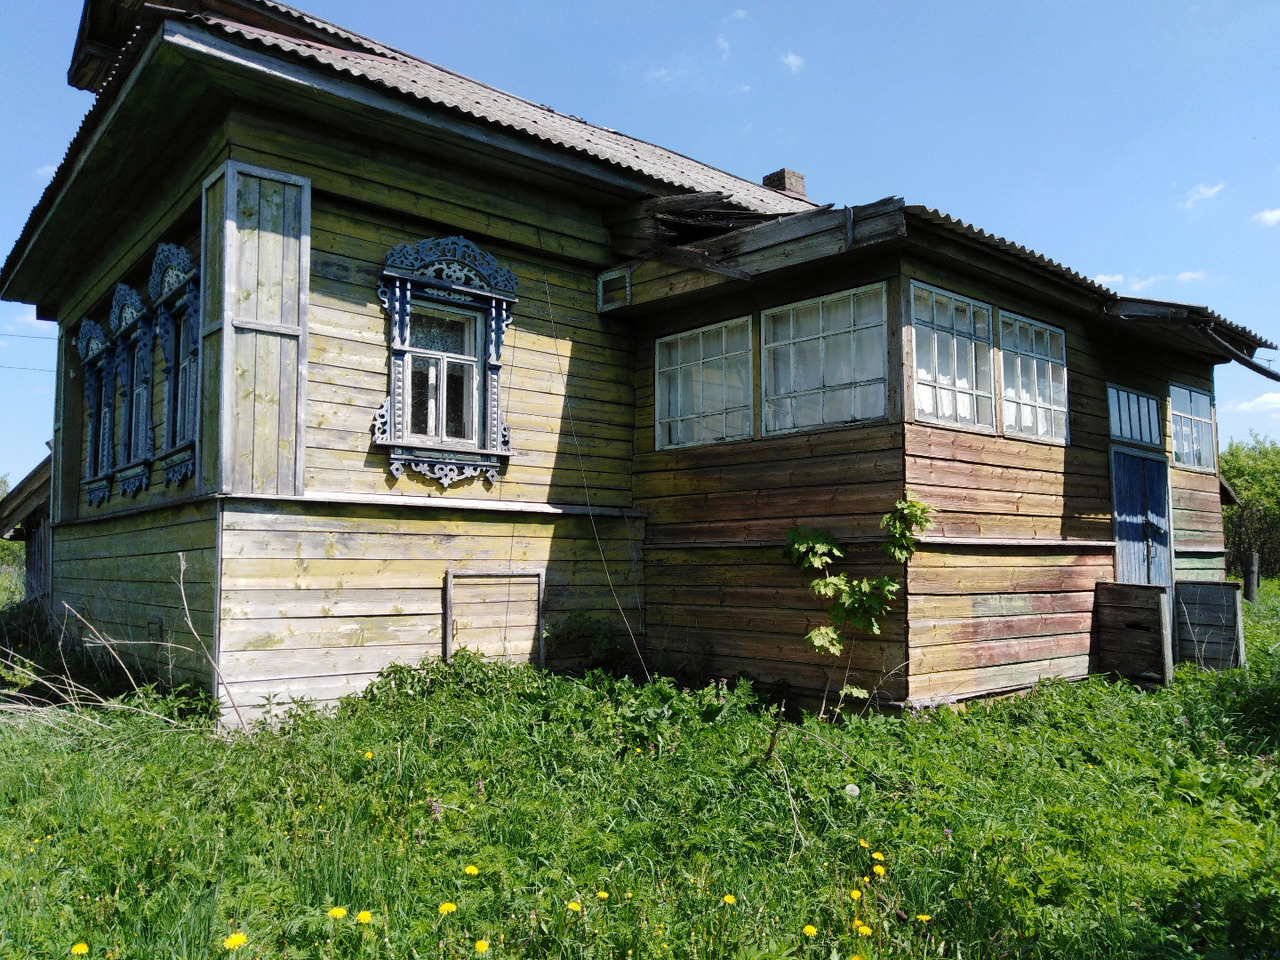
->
xmin=854 ymin=289 xmax=884 ymax=326
xmin=765 ymin=312 xmax=789 ymax=344
xmin=793 ymin=391 xmax=822 ymax=427
xmin=795 ymin=303 xmax=821 ymax=339
xmin=793 ymin=338 xmax=822 ymax=392
xmin=934 ymin=295 xmax=953 ymax=330
xmin=725 ymin=408 xmax=750 ymax=438
xmin=679 ymin=364 xmax=698 ymax=415
xmin=856 ymin=383 xmax=886 ymax=420
xmin=1035 ymin=359 xmax=1050 ymax=404
xmin=700 ymin=327 xmax=722 ymax=360
xmin=769 ymin=345 xmax=791 ymax=395
xmin=444 ymin=361 xmax=474 ymax=440
xmin=1000 ymin=312 xmax=1067 ymax=442
xmin=915 ymin=327 xmax=935 ymax=381
xmin=678 ymin=332 xmax=700 ymax=365
xmin=955 ymin=340 xmax=974 ymax=390
xmin=767 ymin=397 xmax=792 ymax=432
xmin=1192 ymin=390 xmax=1212 ymax=420
xmin=658 ymin=339 xmax=678 ymax=369
xmin=953 ymin=302 xmax=972 ymax=336
xmin=1051 ymin=365 xmax=1067 ymax=407
xmin=854 ymin=326 xmax=885 ymax=382
xmin=977 ymin=395 xmax=994 ymax=427
xmin=702 ymin=358 xmax=726 ymax=413
xmin=935 ymin=331 xmax=954 ymax=385
xmin=956 ymin=391 xmax=973 ymax=422
xmin=916 ymin=383 xmax=936 ymax=417
xmin=973 ymin=306 xmax=990 ymax=339
xmin=725 ymin=319 xmax=750 ymax=353
xmin=1002 ymin=351 xmax=1018 ymax=400
xmin=975 ymin=342 xmax=992 ymax=394
xmin=410 ymin=355 xmax=438 ymax=437
xmin=1108 ymin=387 xmax=1121 ymax=437
xmin=823 ymin=387 xmax=852 ymax=424
xmin=1034 ymin=327 xmax=1049 ymax=357
xmin=410 ymin=310 xmax=469 ymax=354
xmin=725 ymin=353 xmax=750 ymax=407
xmin=824 ymin=331 xmax=853 ymax=385
xmin=1171 ymin=385 xmax=1191 ymax=415
xmin=913 ymin=286 xmax=932 ymax=323
xmin=824 ymin=296 xmax=852 ymax=331
xmin=938 ymin=387 xmax=956 ymax=420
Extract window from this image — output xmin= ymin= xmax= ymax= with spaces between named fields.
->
xmin=96 ymin=365 xmax=115 ymax=478
xmin=374 ymin=236 xmax=518 ymax=488
xmin=762 ymin=284 xmax=887 ymax=434
xmin=406 ymin=303 xmax=480 ymax=444
xmin=1108 ymin=385 xmax=1161 ymax=447
xmin=911 ymin=282 xmax=994 ymax=429
xmin=1170 ymin=384 xmax=1215 ymax=469
xmin=656 ymin=317 xmax=752 ymax=448
xmin=129 ymin=343 xmax=151 ymax=463
xmin=1000 ymin=313 xmax=1067 ymax=442
xmin=151 ymin=242 xmax=200 ymax=467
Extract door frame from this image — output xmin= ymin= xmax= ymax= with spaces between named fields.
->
xmin=1109 ymin=442 xmax=1175 ymax=587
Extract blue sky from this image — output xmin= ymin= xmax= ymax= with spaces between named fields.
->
xmin=2 ymin=0 xmax=1279 ymax=487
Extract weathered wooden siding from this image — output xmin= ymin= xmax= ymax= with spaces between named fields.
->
xmin=221 ymin=113 xmax=636 ymax=511
xmin=216 ymin=500 xmax=643 ymax=710
xmin=900 ymin=259 xmax=1229 ymax=703
xmin=51 ymin=500 xmax=217 ymax=688
xmin=1171 ymin=468 xmax=1227 ymax=580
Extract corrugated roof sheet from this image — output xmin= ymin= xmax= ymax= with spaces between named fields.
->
xmin=196 ymin=14 xmax=814 ymax=216
xmin=906 ymin=205 xmax=1116 ymax=297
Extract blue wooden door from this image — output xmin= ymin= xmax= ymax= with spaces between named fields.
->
xmin=1112 ymin=449 xmax=1172 ymax=586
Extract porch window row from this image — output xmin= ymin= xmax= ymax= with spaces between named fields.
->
xmin=655 ymin=283 xmax=888 ymax=450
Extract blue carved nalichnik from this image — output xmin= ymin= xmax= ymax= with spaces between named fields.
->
xmin=384 ymin=236 xmax=519 ymax=295
xmin=148 ymin=243 xmax=196 ymax=302
xmin=109 ymin=284 xmax=147 ymax=333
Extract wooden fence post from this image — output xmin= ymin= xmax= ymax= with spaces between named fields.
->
xmin=1244 ymin=551 xmax=1259 ymax=603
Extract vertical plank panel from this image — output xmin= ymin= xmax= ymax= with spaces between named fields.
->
xmin=234 ymin=175 xmax=261 ymax=323
xmin=252 ymin=329 xmax=282 ymax=491
xmin=256 ymin=179 xmax=286 ymax=327
xmin=276 ymin=337 xmax=299 ymax=493
xmin=232 ymin=330 xmax=257 ymax=491
xmin=280 ymin=184 xmax=302 ymax=329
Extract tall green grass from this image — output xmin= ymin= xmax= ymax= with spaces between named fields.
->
xmin=0 ymin=586 xmax=1277 ymax=959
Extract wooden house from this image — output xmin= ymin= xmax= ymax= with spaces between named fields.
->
xmin=0 ymin=0 xmax=1269 ymax=713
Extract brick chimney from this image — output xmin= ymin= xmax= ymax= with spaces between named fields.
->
xmin=763 ymin=168 xmax=806 ymax=199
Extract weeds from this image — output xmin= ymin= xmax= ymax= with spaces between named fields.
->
xmin=0 ymin=588 xmax=1277 ymax=957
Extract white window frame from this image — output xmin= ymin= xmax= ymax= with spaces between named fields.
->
xmin=1107 ymin=384 xmax=1161 ymax=448
xmin=1170 ymin=382 xmax=1216 ymax=471
xmin=999 ymin=312 xmax=1068 ymax=444
xmin=761 ymin=283 xmax=888 ymax=436
xmin=655 ymin=316 xmax=753 ymax=450
xmin=910 ymin=281 xmax=996 ymax=431
xmin=403 ymin=301 xmax=483 ymax=448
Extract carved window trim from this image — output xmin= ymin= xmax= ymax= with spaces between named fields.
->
xmin=74 ymin=243 xmax=201 ymax=505
xmin=373 ymin=236 xmax=518 ymax=488
xmin=151 ymin=242 xmax=200 ymax=486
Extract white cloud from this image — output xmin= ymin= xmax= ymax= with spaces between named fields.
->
xmin=736 ymin=84 xmax=751 ymax=94
xmin=1234 ymin=392 xmax=1280 ymax=414
xmin=1095 ymin=273 xmax=1125 ymax=286
xmin=35 ymin=164 xmax=56 ymax=179
xmin=646 ymin=67 xmax=673 ymax=82
xmin=1253 ymin=208 xmax=1280 ymax=227
xmin=1176 ymin=270 xmax=1207 ymax=282
xmin=1182 ymin=182 xmax=1224 ymax=208
xmin=716 ymin=34 xmax=730 ymax=60
xmin=1 ymin=307 xmax=46 ymax=334
xmin=730 ymin=9 xmax=747 ymax=19
xmin=781 ymin=52 xmax=804 ymax=73
xmin=1127 ymin=275 xmax=1166 ymax=292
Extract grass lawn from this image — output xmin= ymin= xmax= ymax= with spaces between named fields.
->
xmin=0 ymin=586 xmax=1277 ymax=959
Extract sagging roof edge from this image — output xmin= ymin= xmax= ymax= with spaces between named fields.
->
xmin=5 ymin=7 xmax=812 ymax=303
xmin=0 ymin=455 xmax=52 ymax=540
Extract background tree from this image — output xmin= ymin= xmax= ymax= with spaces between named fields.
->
xmin=1220 ymin=433 xmax=1280 ymax=578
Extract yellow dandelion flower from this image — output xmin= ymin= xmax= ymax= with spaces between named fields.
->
xmin=566 ymin=901 xmax=582 ymax=913
xmin=863 ymin=876 xmax=870 ymax=883
xmin=802 ymin=925 xmax=818 ymax=937
xmin=858 ymin=838 xmax=869 ymax=848
xmin=223 ymin=932 xmax=247 ymax=951
xmin=916 ymin=914 xmax=932 ymax=922
xmin=873 ymin=864 xmax=886 ymax=877
xmin=849 ymin=889 xmax=862 ymax=901
xmin=871 ymin=852 xmax=884 ymax=862
xmin=356 ymin=910 xmax=372 ymax=924
xmin=626 ymin=892 xmax=633 ymax=899
xmin=475 ymin=940 xmax=490 ymax=954
xmin=439 ymin=902 xmax=458 ymax=916
xmin=71 ymin=946 xmax=89 ymax=957
xmin=597 ymin=891 xmax=609 ymax=901
xmin=722 ymin=894 xmax=736 ymax=905
xmin=852 ymin=956 xmax=865 ymax=960
xmin=857 ymin=925 xmax=872 ymax=937
xmin=364 ymin=751 xmax=374 ymax=759
xmin=464 ymin=865 xmax=480 ymax=876
xmin=327 ymin=907 xmax=348 ymax=920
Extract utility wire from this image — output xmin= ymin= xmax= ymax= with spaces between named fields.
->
xmin=0 ymin=333 xmax=57 ymax=341
xmin=0 ymin=365 xmax=55 ymax=373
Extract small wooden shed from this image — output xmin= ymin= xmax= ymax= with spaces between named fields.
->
xmin=0 ymin=0 xmax=1270 ymax=714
